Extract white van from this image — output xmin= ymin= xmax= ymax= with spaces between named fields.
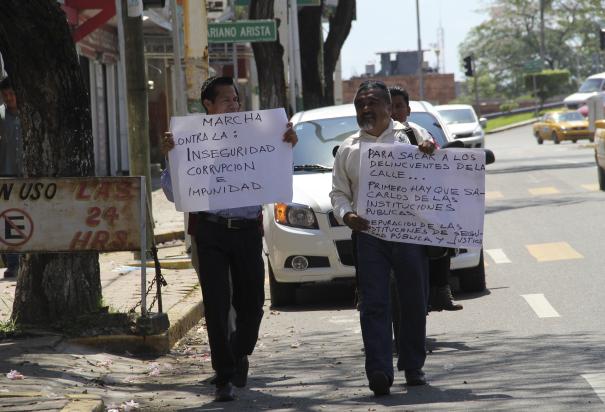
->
xmin=564 ymin=72 xmax=605 ymax=110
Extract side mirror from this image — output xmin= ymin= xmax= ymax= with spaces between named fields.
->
xmin=479 ymin=117 xmax=487 ymax=129
xmin=332 ymin=145 xmax=340 ymax=158
xmin=484 ymin=149 xmax=495 ymax=165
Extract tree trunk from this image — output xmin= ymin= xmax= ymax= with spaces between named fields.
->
xmin=0 ymin=1 xmax=101 ymax=325
xmin=249 ymin=1 xmax=288 ymax=111
xmin=298 ymin=4 xmax=324 ymax=110
xmin=323 ymin=0 xmax=355 ymax=106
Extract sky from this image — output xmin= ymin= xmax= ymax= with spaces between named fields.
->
xmin=337 ymin=0 xmax=488 ymax=81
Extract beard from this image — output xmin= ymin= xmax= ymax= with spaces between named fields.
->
xmin=358 ymin=116 xmax=375 ymax=131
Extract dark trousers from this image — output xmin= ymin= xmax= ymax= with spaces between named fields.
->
xmin=429 ymin=255 xmax=450 ymax=288
xmin=195 ymin=219 xmax=265 ymax=386
xmin=356 ymin=232 xmax=429 ymax=382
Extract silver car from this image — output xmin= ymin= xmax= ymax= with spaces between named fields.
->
xmin=436 ymin=104 xmax=486 ymax=148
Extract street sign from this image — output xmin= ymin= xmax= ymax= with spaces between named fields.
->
xmin=0 ymin=177 xmax=143 ymax=252
xmin=523 ymin=59 xmax=544 ymax=73
xmin=208 ymin=20 xmax=277 ymax=43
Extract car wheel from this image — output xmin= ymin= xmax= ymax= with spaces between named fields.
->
xmin=455 ymin=249 xmax=486 ymax=293
xmin=537 ymin=137 xmax=543 ymax=145
xmin=552 ymin=131 xmax=560 ymax=144
xmin=534 ymin=132 xmax=543 ymax=145
xmin=268 ymin=262 xmax=297 ymax=307
xmin=599 ymin=164 xmax=605 ymax=191
xmin=572 ymin=139 xmax=577 ymax=143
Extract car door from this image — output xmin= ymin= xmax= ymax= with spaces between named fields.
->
xmin=541 ymin=114 xmax=554 ymax=139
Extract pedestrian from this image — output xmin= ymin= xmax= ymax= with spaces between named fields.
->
xmin=161 ymin=76 xmax=298 ymax=402
xmin=389 ymin=86 xmax=462 ymax=312
xmin=330 ymin=80 xmax=435 ymax=396
xmin=0 ymin=77 xmax=22 ymax=279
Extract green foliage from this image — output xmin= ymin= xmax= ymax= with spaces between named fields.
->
xmin=459 ymin=0 xmax=605 ymax=99
xmin=524 ymin=69 xmax=570 ymax=104
xmin=499 ymin=100 xmax=520 ymax=112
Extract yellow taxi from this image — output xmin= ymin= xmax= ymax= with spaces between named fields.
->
xmin=532 ymin=110 xmax=594 ymax=144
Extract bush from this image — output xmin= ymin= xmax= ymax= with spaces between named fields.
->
xmin=499 ymin=100 xmax=519 ymax=113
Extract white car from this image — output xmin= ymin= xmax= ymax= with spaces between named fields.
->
xmin=435 ymin=104 xmax=486 ymax=148
xmin=564 ymin=72 xmax=605 ymax=110
xmin=263 ymin=101 xmax=488 ymax=306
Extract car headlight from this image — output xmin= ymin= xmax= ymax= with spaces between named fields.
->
xmin=274 ymin=203 xmax=319 ymax=229
xmin=472 ymin=127 xmax=483 ymax=137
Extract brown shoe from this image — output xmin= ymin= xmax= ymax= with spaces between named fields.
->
xmin=430 ymin=285 xmax=463 ymax=311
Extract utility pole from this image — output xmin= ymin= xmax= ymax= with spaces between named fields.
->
xmin=170 ymin=0 xmax=187 ymax=115
xmin=539 ymin=0 xmax=545 ymax=64
xmin=415 ymin=0 xmax=424 ymax=100
xmin=183 ymin=0 xmax=209 ymax=113
xmin=122 ymin=0 xmax=152 ymax=215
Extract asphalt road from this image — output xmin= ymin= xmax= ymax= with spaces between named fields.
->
xmin=92 ymin=125 xmax=605 ymax=411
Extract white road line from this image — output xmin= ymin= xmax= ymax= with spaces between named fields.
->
xmin=582 ymin=373 xmax=605 ymax=404
xmin=485 ymin=249 xmax=511 ymax=264
xmin=521 ymin=294 xmax=560 ymax=318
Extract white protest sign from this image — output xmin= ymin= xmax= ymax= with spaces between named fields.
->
xmin=358 ymin=142 xmax=485 ymax=248
xmin=168 ymin=108 xmax=293 ymax=212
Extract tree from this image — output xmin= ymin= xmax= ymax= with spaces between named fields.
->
xmin=299 ymin=0 xmax=356 ymax=109
xmin=524 ymin=69 xmax=570 ymax=107
xmin=459 ymin=0 xmax=603 ymax=99
xmin=0 ymin=1 xmax=101 ymax=325
xmin=249 ymin=0 xmax=288 ymax=110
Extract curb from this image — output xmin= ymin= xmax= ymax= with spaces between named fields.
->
xmin=68 ymin=287 xmax=203 ymax=355
xmin=154 ymin=230 xmax=185 ymax=245
xmin=127 ymin=257 xmax=192 ymax=270
xmin=486 ymin=119 xmax=537 ymax=134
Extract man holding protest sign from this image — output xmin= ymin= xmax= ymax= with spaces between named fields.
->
xmin=330 ymin=80 xmax=436 ymax=396
xmin=162 ymin=76 xmax=298 ymax=402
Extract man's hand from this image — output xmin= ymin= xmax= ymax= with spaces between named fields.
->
xmin=161 ymin=132 xmax=175 ymax=156
xmin=283 ymin=122 xmax=298 ymax=147
xmin=343 ymin=212 xmax=370 ymax=232
xmin=418 ymin=139 xmax=436 ymax=154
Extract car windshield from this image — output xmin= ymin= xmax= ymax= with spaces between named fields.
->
xmin=437 ymin=108 xmax=476 ymax=125
xmin=578 ymin=78 xmax=603 ymax=93
xmin=292 ymin=112 xmax=448 ymax=170
xmin=554 ymin=112 xmax=584 ymax=122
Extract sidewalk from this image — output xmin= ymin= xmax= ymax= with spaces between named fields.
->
xmin=0 ymin=178 xmax=201 ymax=352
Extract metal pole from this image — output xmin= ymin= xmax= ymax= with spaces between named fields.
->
xmin=170 ymin=0 xmax=186 ymax=116
xmin=232 ymin=44 xmax=238 ymax=83
xmin=415 ymin=0 xmax=424 ymax=100
xmin=140 ymin=176 xmax=147 ymax=316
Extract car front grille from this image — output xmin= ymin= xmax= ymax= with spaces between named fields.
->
xmin=335 ymin=240 xmax=355 ymax=266
xmin=453 ymin=132 xmax=473 ymax=139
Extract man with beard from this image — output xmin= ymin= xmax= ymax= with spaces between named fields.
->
xmin=330 ymin=80 xmax=435 ymax=396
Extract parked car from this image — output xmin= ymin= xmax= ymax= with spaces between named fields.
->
xmin=594 ymin=120 xmax=605 ymax=191
xmin=564 ymin=72 xmax=605 ymax=110
xmin=435 ymin=104 xmax=486 ymax=148
xmin=263 ymin=101 xmax=492 ymax=306
xmin=532 ymin=111 xmax=594 ymax=144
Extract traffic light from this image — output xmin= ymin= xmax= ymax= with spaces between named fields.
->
xmin=463 ymin=55 xmax=474 ymax=77
xmin=600 ymin=28 xmax=605 ymax=50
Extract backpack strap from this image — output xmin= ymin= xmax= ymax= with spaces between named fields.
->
xmin=403 ymin=125 xmax=418 ymax=146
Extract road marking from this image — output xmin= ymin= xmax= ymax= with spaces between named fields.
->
xmin=581 ymin=184 xmax=600 ymax=192
xmin=521 ymin=294 xmax=560 ymax=318
xmin=582 ymin=373 xmax=605 ymax=404
xmin=528 ymin=187 xmax=560 ymax=196
xmin=485 ymin=191 xmax=504 ymax=201
xmin=526 ymin=242 xmax=583 ymax=262
xmin=485 ymin=249 xmax=511 ymax=264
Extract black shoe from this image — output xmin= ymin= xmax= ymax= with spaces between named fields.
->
xmin=368 ymin=371 xmax=391 ymax=396
xmin=232 ymin=356 xmax=249 ymax=388
xmin=405 ymin=368 xmax=427 ymax=386
xmin=430 ymin=285 xmax=463 ymax=311
xmin=214 ymin=382 xmax=235 ymax=402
